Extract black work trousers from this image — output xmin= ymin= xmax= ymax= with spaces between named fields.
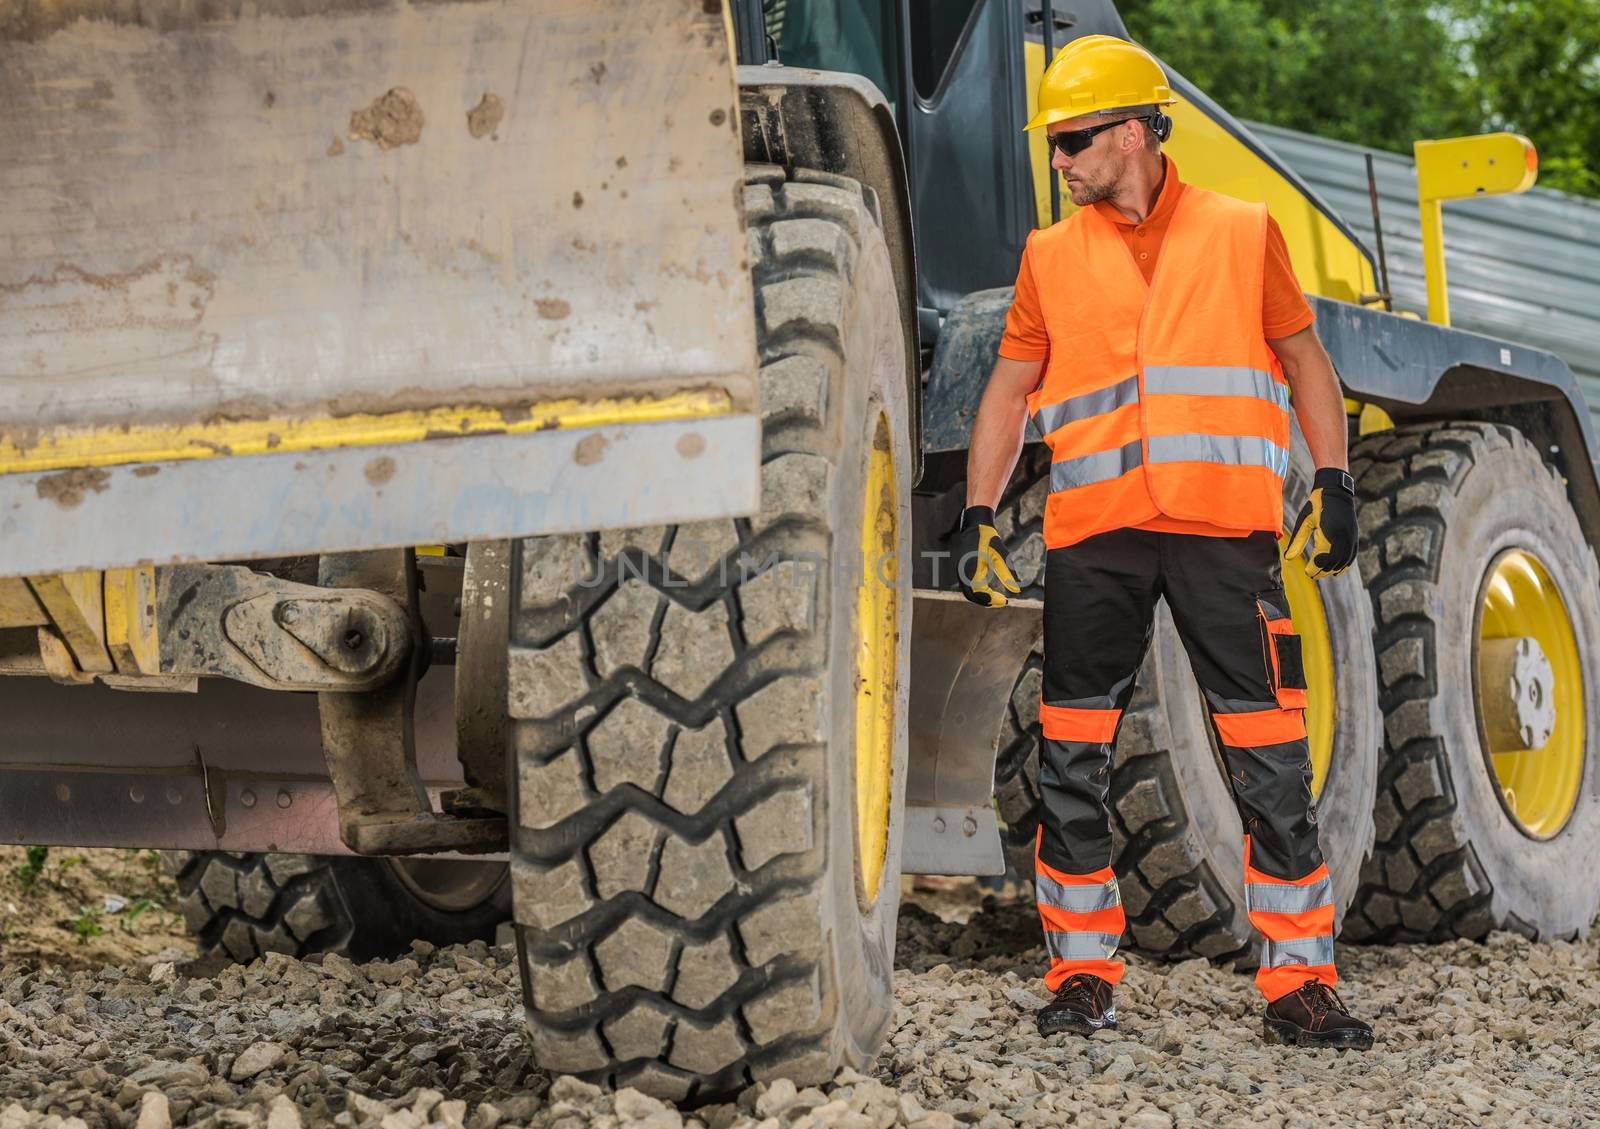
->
xmin=1032 ymin=528 xmax=1337 ymax=998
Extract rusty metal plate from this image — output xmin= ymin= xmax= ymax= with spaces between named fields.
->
xmin=0 ymin=0 xmax=757 ymax=567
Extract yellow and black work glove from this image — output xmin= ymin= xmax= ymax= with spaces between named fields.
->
xmin=954 ymin=505 xmax=1022 ymax=607
xmin=1286 ymin=468 xmax=1359 ymax=579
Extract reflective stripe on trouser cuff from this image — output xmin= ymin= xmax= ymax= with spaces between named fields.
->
xmin=1032 ymin=376 xmax=1139 ymax=438
xmin=1036 ymin=870 xmax=1122 ymax=914
xmin=1050 ymin=441 xmax=1143 ymax=491
xmin=1246 ymin=851 xmax=1336 ymax=997
xmin=1036 ymin=857 xmax=1125 ymax=990
xmin=1246 ymin=874 xmax=1334 ymax=916
xmin=1040 ymin=702 xmax=1122 ymax=743
xmin=1212 ymin=708 xmax=1306 ymax=747
xmin=1259 ymin=935 xmax=1335 ymax=970
xmin=1147 ymin=433 xmax=1290 ymax=477
xmin=1046 ymin=931 xmax=1122 ymax=962
xmin=1143 ymin=366 xmax=1290 ymax=410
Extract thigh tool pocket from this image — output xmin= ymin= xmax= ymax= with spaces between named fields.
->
xmin=1255 ymin=590 xmax=1307 ymax=710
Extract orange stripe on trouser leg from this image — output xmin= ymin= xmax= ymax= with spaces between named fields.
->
xmin=1034 ymin=843 xmax=1124 ymax=991
xmin=1039 ymin=702 xmax=1121 ymax=743
xmin=1212 ymin=707 xmax=1306 ymax=747
xmin=1244 ymin=845 xmax=1337 ymax=999
xmin=1254 ymin=904 xmax=1336 ymax=938
xmin=1038 ymin=904 xmax=1127 ymax=937
xmin=1257 ymin=961 xmax=1338 ymax=1001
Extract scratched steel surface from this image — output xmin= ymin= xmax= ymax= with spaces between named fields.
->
xmin=0 ymin=0 xmax=756 ymax=431
xmin=0 ymin=0 xmax=762 ymax=569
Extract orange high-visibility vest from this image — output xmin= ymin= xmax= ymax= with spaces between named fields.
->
xmin=1024 ymin=186 xmax=1291 ymax=550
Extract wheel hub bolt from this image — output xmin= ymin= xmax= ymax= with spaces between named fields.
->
xmin=1480 ymin=635 xmax=1557 ymax=751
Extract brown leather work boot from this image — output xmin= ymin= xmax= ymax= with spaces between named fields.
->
xmin=1262 ymin=981 xmax=1374 ymax=1050
xmin=1037 ymin=973 xmax=1117 ymax=1036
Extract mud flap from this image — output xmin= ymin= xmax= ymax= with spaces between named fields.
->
xmin=904 ymin=591 xmax=1043 ymax=875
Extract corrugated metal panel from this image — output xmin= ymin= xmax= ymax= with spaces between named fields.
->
xmin=1248 ymin=121 xmax=1600 ymax=430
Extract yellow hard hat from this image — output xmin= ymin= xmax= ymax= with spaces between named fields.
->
xmin=1025 ymin=34 xmax=1176 ymax=132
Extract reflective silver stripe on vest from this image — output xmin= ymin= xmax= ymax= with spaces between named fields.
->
xmin=1245 ymin=875 xmax=1334 ymax=917
xmin=1032 ymin=375 xmax=1140 ymax=438
xmin=1045 ymin=931 xmax=1122 ymax=963
xmin=1259 ymin=935 xmax=1335 ymax=969
xmin=1144 ymin=365 xmax=1291 ymax=411
xmin=1036 ymin=872 xmax=1121 ymax=914
xmin=1146 ymin=433 xmax=1290 ymax=477
xmin=1050 ymin=440 xmax=1143 ymax=491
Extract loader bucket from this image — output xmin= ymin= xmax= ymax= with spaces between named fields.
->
xmin=0 ymin=0 xmax=759 ymax=576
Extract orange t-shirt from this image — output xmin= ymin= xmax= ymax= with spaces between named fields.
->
xmin=998 ymin=158 xmax=1311 ymax=538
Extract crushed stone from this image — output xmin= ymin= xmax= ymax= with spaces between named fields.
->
xmin=0 ymin=881 xmax=1594 ymax=1126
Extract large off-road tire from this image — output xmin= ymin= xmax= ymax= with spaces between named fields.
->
xmin=166 ymin=852 xmax=510 ymax=962
xmin=506 ymin=166 xmax=911 ymax=1099
xmin=993 ymin=429 xmax=1380 ymax=962
xmin=1342 ymin=422 xmax=1600 ymax=942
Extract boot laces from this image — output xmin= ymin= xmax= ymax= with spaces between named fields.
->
xmin=1055 ymin=973 xmax=1101 ymax=1010
xmin=1298 ymin=981 xmax=1347 ymax=1017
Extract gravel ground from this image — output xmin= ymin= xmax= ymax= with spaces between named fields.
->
xmin=1 ymin=869 xmax=1597 ymax=1128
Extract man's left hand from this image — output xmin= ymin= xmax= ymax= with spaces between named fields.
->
xmin=1286 ymin=468 xmax=1358 ymax=579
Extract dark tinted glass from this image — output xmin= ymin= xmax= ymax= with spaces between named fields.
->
xmin=909 ymin=0 xmax=982 ymax=101
xmin=769 ymin=0 xmax=900 ymax=112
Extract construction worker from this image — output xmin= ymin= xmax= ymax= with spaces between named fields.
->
xmin=955 ymin=35 xmax=1372 ymax=1050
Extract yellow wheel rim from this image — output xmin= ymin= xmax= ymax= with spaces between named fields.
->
xmin=1280 ymin=543 xmax=1336 ymax=800
xmin=854 ymin=411 xmax=897 ymax=904
xmin=1478 ymin=549 xmax=1584 ymax=838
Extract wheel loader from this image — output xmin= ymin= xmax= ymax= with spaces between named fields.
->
xmin=2 ymin=0 xmax=1597 ymax=1101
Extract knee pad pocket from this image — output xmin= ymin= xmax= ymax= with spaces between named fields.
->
xmin=1255 ymin=590 xmax=1308 ymax=710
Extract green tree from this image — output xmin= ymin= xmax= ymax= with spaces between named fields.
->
xmin=1116 ymin=0 xmax=1600 ymax=198
xmin=1449 ymin=0 xmax=1600 ymax=197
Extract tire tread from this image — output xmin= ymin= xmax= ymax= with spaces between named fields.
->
xmin=1344 ymin=421 xmax=1600 ymax=943
xmin=164 ymin=851 xmax=351 ymax=962
xmin=509 ymin=168 xmax=886 ymax=1098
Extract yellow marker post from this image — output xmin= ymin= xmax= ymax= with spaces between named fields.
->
xmin=1414 ymin=133 xmax=1538 ymax=325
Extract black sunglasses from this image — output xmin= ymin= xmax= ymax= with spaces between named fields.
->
xmin=1047 ymin=117 xmax=1147 ymax=158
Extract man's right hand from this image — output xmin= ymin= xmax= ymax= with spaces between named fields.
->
xmin=955 ymin=505 xmax=1022 ymax=607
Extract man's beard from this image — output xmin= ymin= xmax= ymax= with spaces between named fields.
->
xmin=1069 ymin=177 xmax=1116 ymax=205
xmin=1065 ymin=154 xmax=1125 ymax=206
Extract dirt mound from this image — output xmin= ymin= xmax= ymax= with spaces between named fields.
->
xmin=0 ymin=846 xmax=188 ymax=971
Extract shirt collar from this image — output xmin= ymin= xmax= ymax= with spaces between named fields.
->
xmin=1092 ymin=155 xmax=1183 ymax=227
